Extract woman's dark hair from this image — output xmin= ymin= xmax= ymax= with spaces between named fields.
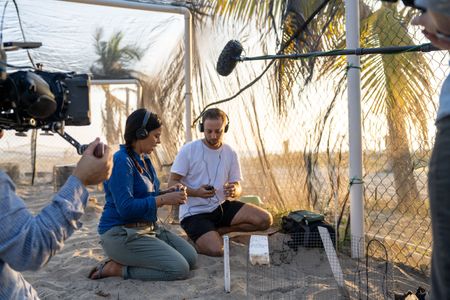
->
xmin=124 ymin=108 xmax=162 ymax=173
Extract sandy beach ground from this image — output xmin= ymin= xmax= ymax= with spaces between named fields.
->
xmin=17 ymin=182 xmax=429 ymax=300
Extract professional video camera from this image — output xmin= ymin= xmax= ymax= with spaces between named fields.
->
xmin=0 ymin=41 xmax=93 ymax=154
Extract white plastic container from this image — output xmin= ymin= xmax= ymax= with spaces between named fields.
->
xmin=249 ymin=235 xmax=270 ymax=265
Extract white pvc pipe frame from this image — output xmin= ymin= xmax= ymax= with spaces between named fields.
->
xmin=91 ymin=79 xmax=142 ymax=103
xmin=59 ymin=0 xmax=193 ymax=143
xmin=63 ymin=1 xmax=365 ymax=257
xmin=345 ymin=0 xmax=364 ymax=258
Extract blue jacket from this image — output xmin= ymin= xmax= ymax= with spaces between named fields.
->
xmin=98 ymin=145 xmax=160 ymax=234
xmin=0 ymin=172 xmax=88 ymax=300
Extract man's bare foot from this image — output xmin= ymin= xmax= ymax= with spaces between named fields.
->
xmin=88 ymin=259 xmax=123 ymax=279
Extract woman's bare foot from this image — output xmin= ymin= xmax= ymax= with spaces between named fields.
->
xmin=88 ymin=259 xmax=123 ymax=279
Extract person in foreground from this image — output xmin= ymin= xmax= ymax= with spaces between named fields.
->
xmin=89 ymin=108 xmax=197 ymax=281
xmin=168 ymin=108 xmax=273 ymax=257
xmin=411 ymin=1 xmax=450 ymax=298
xmin=0 ymin=129 xmax=112 ymax=300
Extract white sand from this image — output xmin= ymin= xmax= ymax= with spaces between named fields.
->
xmin=16 ymin=183 xmax=429 ymax=300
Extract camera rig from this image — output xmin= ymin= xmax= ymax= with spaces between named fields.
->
xmin=0 ymin=41 xmax=93 ymax=155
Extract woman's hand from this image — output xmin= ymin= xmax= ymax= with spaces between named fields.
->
xmin=164 ymin=183 xmax=185 ymax=193
xmin=157 ymin=188 xmax=187 ymax=207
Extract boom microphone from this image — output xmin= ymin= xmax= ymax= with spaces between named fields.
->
xmin=216 ymin=40 xmax=243 ymax=77
xmin=216 ymin=40 xmax=439 ymax=76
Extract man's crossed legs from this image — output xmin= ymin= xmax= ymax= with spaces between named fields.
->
xmin=180 ymin=200 xmax=273 ymax=256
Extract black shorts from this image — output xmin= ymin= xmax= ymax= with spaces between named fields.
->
xmin=180 ymin=200 xmax=245 ymax=242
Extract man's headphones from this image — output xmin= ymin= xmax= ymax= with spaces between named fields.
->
xmin=198 ymin=112 xmax=230 ymax=133
xmin=136 ymin=110 xmax=151 ymax=139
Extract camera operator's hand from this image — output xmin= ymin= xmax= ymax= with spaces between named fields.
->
xmin=72 ymin=138 xmax=112 ymax=186
xmin=157 ymin=189 xmax=187 ymax=207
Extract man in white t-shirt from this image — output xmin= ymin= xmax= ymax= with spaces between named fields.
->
xmin=169 ymin=108 xmax=273 ymax=256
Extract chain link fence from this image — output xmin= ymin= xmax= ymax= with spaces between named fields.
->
xmin=194 ymin=0 xmax=445 ymax=276
xmin=236 ymin=1 xmax=445 ymax=275
xmin=1 ymin=0 xmax=448 ymax=279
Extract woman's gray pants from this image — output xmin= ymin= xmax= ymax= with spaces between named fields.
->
xmin=100 ymin=225 xmax=197 ymax=281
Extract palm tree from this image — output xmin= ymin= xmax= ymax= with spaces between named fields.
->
xmin=175 ymin=1 xmax=342 ymax=212
xmin=90 ymin=28 xmax=144 ymax=146
xmin=361 ymin=4 xmax=432 ymax=213
xmin=190 ymin=0 xmax=433 ymax=213
xmin=318 ymin=3 xmax=433 ymax=213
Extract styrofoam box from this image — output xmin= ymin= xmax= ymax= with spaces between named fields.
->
xmin=249 ymin=235 xmax=270 ymax=265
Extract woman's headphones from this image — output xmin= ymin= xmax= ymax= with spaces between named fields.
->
xmin=198 ymin=111 xmax=230 ymax=133
xmin=136 ymin=110 xmax=151 ymax=139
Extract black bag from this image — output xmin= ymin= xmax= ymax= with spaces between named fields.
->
xmin=281 ymin=210 xmax=336 ymax=250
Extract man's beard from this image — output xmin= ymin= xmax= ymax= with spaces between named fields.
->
xmin=205 ymin=137 xmax=221 ymax=147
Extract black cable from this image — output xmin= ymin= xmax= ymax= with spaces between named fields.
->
xmin=192 ymin=60 xmax=276 ymax=127
xmin=30 ymin=128 xmax=37 ymax=185
xmin=11 ymin=0 xmax=36 ymax=68
xmin=192 ymin=0 xmax=333 ymax=127
xmin=0 ymin=0 xmax=9 ymax=44
xmin=365 ymin=239 xmax=389 ymax=300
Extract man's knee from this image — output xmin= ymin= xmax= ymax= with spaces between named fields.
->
xmin=196 ymin=241 xmax=224 ymax=257
xmin=201 ymin=247 xmax=224 ymax=257
xmin=257 ymin=210 xmax=273 ymax=230
xmin=195 ymin=232 xmax=224 ymax=257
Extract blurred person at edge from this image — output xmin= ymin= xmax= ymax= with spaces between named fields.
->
xmin=412 ymin=1 xmax=450 ymax=299
xmin=0 ymin=129 xmax=113 ymax=299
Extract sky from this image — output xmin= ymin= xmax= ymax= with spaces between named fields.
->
xmin=0 ymin=0 xmax=182 ymax=154
xmin=2 ymin=0 xmax=184 ymax=73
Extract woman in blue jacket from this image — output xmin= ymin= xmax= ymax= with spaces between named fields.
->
xmin=89 ymin=108 xmax=197 ymax=280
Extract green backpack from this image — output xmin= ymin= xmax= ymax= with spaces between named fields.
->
xmin=281 ymin=210 xmax=335 ymax=250
xmin=282 ymin=210 xmax=324 ymax=226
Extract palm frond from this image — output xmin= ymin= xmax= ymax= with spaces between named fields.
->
xmin=90 ymin=28 xmax=144 ymax=79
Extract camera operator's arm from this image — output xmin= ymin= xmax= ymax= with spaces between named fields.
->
xmin=0 ymin=139 xmax=112 ymax=271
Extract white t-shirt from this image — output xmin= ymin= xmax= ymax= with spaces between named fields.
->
xmin=171 ymin=139 xmax=242 ymax=221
